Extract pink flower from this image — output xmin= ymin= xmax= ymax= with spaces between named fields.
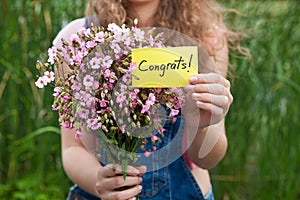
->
xmin=133 ymin=27 xmax=145 ymax=41
xmin=71 ymin=82 xmax=82 ymax=91
xmin=79 ymin=108 xmax=89 ymax=119
xmin=86 ymin=40 xmax=97 ymax=49
xmin=83 ymin=92 xmax=94 ymax=107
xmin=120 ymin=125 xmax=126 ymax=133
xmin=144 ymin=151 xmax=151 ymax=157
xmin=80 ymin=28 xmax=92 ymax=37
xmin=104 ymin=69 xmax=113 ymax=77
xmin=129 ymin=62 xmax=137 ymax=71
xmin=74 ymin=92 xmax=81 ymax=100
xmin=107 ymin=23 xmax=122 ymax=35
xmin=54 ymin=86 xmax=61 ymax=92
xmin=120 ymin=84 xmax=127 ymax=91
xmin=147 ymin=93 xmax=156 ymax=105
xmin=151 ymin=135 xmax=158 ymax=142
xmin=35 ymin=77 xmax=48 ymax=88
xmin=172 ymin=117 xmax=177 ymax=123
xmin=90 ymin=122 xmax=102 ymax=130
xmin=169 ymin=109 xmax=179 ymax=117
xmin=47 ymin=47 xmax=57 ymax=64
xmin=70 ymin=33 xmax=80 ymax=44
xmin=156 ymin=88 xmax=162 ymax=94
xmin=99 ymin=99 xmax=108 ymax=107
xmin=61 ymin=121 xmax=73 ymax=129
xmin=44 ymin=71 xmax=55 ymax=82
xmin=83 ymin=75 xmax=94 ymax=87
xmin=95 ymin=32 xmax=104 ymax=43
xmin=63 ymin=95 xmax=71 ymax=101
xmin=89 ymin=57 xmax=101 ymax=69
xmin=87 ymin=118 xmax=101 ymax=130
xmin=79 ymin=43 xmax=88 ymax=56
xmin=141 ymin=104 xmax=150 ymax=114
xmin=75 ymin=131 xmax=83 ymax=139
xmin=82 ymin=92 xmax=91 ymax=101
xmin=85 ymin=114 xmax=95 ymax=123
xmin=158 ymin=127 xmax=166 ymax=134
xmin=92 ymin=81 xmax=99 ymax=90
xmin=101 ymin=55 xmax=113 ymax=69
xmin=52 ymin=105 xmax=59 ymax=110
xmin=142 ymin=94 xmax=155 ymax=114
xmin=71 ymin=53 xmax=84 ymax=65
xmin=53 ymin=87 xmax=61 ymax=96
xmin=116 ymin=93 xmax=126 ymax=105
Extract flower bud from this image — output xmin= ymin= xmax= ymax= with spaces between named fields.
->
xmin=146 ymin=116 xmax=151 ymax=122
xmin=136 ymin=121 xmax=141 ymax=128
xmin=36 ymin=60 xmax=43 ymax=70
xmin=131 ymin=122 xmax=136 ymax=128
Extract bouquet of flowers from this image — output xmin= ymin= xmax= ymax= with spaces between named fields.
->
xmin=35 ymin=21 xmax=185 ymax=179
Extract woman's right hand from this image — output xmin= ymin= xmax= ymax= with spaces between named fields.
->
xmin=95 ymin=164 xmax=147 ymax=200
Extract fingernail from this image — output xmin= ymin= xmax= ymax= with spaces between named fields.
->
xmin=196 ymin=101 xmax=205 ymax=107
xmin=185 ymin=85 xmax=194 ymax=92
xmin=189 ymin=75 xmax=197 ymax=82
xmin=192 ymin=93 xmax=201 ymax=99
xmin=138 ymin=185 xmax=143 ymax=190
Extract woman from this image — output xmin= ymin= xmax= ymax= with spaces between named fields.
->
xmin=54 ymin=0 xmax=238 ymax=199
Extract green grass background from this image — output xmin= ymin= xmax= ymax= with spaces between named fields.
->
xmin=0 ymin=0 xmax=299 ymax=199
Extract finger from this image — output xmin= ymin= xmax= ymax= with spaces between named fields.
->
xmin=192 ymin=93 xmax=229 ymax=108
xmin=192 ymin=83 xmax=227 ymax=96
xmin=107 ymin=185 xmax=143 ymax=200
xmin=196 ymin=101 xmax=224 ymax=116
xmin=101 ymin=176 xmax=143 ymax=190
xmin=101 ymin=164 xmax=142 ymax=178
xmin=135 ymin=165 xmax=147 ymax=176
xmin=189 ymin=73 xmax=227 ymax=85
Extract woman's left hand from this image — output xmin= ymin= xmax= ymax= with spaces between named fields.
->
xmin=184 ymin=73 xmax=233 ymax=129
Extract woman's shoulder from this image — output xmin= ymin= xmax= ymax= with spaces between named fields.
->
xmin=53 ymin=18 xmax=86 ymax=48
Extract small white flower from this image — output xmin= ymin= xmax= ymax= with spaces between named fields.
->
xmin=70 ymin=33 xmax=80 ymax=43
xmin=95 ymin=32 xmax=104 ymax=43
xmin=134 ymin=28 xmax=145 ymax=41
xmin=35 ymin=77 xmax=47 ymax=88
xmin=89 ymin=57 xmax=101 ymax=69
xmin=47 ymin=47 xmax=57 ymax=64
xmin=83 ymin=75 xmax=94 ymax=87
xmin=44 ymin=71 xmax=55 ymax=82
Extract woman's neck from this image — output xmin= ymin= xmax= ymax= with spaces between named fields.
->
xmin=127 ymin=0 xmax=160 ymax=27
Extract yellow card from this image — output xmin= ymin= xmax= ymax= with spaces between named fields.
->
xmin=131 ymin=46 xmax=198 ymax=88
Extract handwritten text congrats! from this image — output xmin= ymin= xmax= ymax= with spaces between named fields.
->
xmin=132 ymin=46 xmax=198 ymax=88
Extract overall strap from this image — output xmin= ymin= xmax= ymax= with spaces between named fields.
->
xmin=85 ymin=17 xmax=90 ymax=29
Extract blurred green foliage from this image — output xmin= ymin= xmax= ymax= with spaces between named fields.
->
xmin=0 ymin=0 xmax=86 ymax=199
xmin=212 ymin=1 xmax=300 ymax=199
xmin=0 ymin=0 xmax=299 ymax=199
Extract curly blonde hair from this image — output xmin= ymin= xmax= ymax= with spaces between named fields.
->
xmin=86 ymin=0 xmax=248 ymax=61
